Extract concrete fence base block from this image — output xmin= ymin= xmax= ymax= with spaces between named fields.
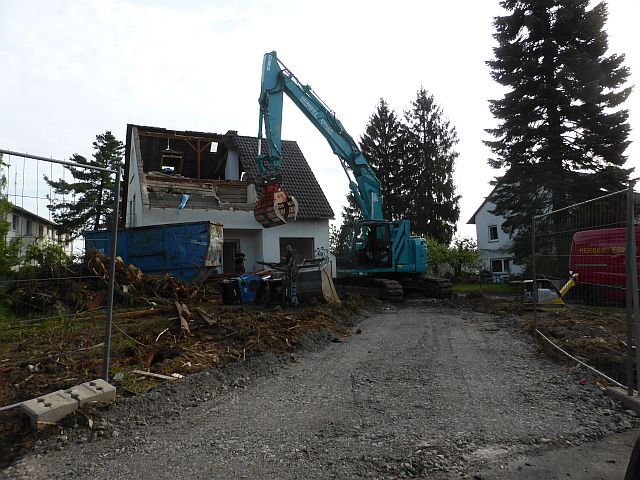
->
xmin=21 ymin=391 xmax=79 ymax=429
xmin=19 ymin=379 xmax=116 ymax=429
xmin=65 ymin=379 xmax=116 ymax=407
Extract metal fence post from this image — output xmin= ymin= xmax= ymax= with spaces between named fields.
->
xmin=626 ymin=181 xmax=636 ymax=394
xmin=627 ymin=180 xmax=640 ymax=395
xmin=532 ymin=216 xmax=537 ymax=339
xmin=102 ymin=166 xmax=121 ymax=382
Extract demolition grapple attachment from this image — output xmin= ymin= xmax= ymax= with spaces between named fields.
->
xmin=254 ymin=183 xmax=299 ymax=228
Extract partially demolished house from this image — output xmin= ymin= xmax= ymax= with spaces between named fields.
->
xmin=122 ymin=125 xmax=334 ymax=274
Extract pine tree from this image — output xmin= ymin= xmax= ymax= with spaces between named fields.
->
xmin=340 ymin=192 xmax=360 ymax=225
xmin=486 ymin=0 xmax=632 ymax=260
xmin=359 ymin=99 xmax=405 ymax=220
xmin=403 ymin=88 xmax=460 ymax=244
xmin=45 ymin=132 xmax=124 ymax=238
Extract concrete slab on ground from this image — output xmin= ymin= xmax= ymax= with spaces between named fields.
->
xmin=19 ymin=379 xmax=116 ymax=429
xmin=20 ymin=391 xmax=78 ymax=429
xmin=64 ymin=379 xmax=116 ymax=407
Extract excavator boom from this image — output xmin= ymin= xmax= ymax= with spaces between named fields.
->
xmin=252 ymin=51 xmax=451 ymax=299
xmin=254 ymin=51 xmax=383 ymax=228
xmin=253 ymin=52 xmax=299 ymax=227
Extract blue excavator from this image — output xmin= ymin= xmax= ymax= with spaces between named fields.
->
xmin=253 ymin=51 xmax=452 ymax=300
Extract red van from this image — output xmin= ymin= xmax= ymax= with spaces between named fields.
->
xmin=569 ymin=225 xmax=640 ymax=303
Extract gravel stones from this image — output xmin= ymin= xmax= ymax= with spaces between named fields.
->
xmin=4 ymin=304 xmax=639 ymax=479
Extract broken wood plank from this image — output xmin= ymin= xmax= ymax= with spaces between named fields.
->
xmin=174 ymin=301 xmax=191 ymax=336
xmin=193 ymin=307 xmax=216 ymax=326
xmin=132 ymin=370 xmax=180 ymax=381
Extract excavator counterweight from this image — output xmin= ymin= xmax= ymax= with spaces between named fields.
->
xmin=254 ymin=184 xmax=299 ymax=228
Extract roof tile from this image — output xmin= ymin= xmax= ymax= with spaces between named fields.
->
xmin=229 ymin=134 xmax=334 ymax=220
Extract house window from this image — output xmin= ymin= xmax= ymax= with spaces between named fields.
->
xmin=491 ymin=258 xmax=511 ymax=273
xmin=26 ymin=220 xmax=32 ymax=236
xmin=38 ymin=225 xmax=44 ymax=238
xmin=488 ymin=225 xmax=498 ymax=242
xmin=279 ymin=237 xmax=315 ymax=263
xmin=12 ymin=214 xmax=19 ymax=231
xmin=129 ymin=194 xmax=137 ymax=227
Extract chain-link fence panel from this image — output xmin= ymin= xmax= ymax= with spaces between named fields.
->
xmin=0 ymin=149 xmax=120 ymax=411
xmin=532 ymin=185 xmax=640 ymax=392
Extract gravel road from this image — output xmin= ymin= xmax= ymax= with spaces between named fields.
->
xmin=4 ymin=303 xmax=638 ymax=479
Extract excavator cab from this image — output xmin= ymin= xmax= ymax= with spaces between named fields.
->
xmin=336 ymin=221 xmax=392 ymax=270
xmin=254 ymin=183 xmax=299 ymax=228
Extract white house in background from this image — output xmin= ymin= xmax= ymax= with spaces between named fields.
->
xmin=6 ymin=204 xmax=71 ymax=256
xmin=121 ymin=125 xmax=334 ymax=274
xmin=467 ymin=186 xmax=525 ymax=280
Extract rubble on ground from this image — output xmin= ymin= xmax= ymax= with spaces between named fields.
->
xmin=0 ymin=251 xmax=367 ymax=467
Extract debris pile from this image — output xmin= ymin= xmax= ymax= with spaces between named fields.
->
xmin=2 ymin=251 xmax=214 ymax=316
xmin=0 ymin=277 xmax=365 ymax=467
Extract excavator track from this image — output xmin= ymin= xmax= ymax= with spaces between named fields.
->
xmin=398 ymin=274 xmax=453 ymax=299
xmin=333 ymin=275 xmax=452 ymax=303
xmin=334 ymin=277 xmax=404 ymax=303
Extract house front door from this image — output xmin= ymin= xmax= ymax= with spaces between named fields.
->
xmin=223 ymin=240 xmax=240 ymax=274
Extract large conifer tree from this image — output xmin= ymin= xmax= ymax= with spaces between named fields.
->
xmin=340 ymin=192 xmax=360 ymax=225
xmin=45 ymin=131 xmax=124 ymax=238
xmin=403 ymin=88 xmax=460 ymax=244
xmin=359 ymin=99 xmax=405 ymax=220
xmin=486 ymin=0 xmax=632 ymax=260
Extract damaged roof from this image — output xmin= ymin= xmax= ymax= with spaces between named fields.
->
xmin=123 ymin=124 xmax=334 ymax=222
xmin=229 ymin=135 xmax=334 ymax=220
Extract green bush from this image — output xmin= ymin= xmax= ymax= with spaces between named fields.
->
xmin=22 ymin=239 xmax=72 ymax=276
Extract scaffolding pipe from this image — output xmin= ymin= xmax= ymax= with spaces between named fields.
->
xmin=0 ymin=149 xmax=116 ymax=174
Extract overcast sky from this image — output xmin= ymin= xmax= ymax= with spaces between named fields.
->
xmin=0 ymin=0 xmax=637 ymax=239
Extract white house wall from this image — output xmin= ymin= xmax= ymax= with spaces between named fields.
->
xmin=224 ymin=150 xmax=240 ymax=181
xmin=259 ymin=219 xmax=329 ymax=263
xmin=125 ymin=130 xmax=145 ymax=228
xmin=474 ymin=200 xmax=524 ymax=276
xmin=223 ymin=228 xmax=261 ymax=272
xmin=6 ymin=211 xmax=71 ymax=256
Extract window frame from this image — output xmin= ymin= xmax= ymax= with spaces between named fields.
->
xmin=490 ymin=259 xmax=503 ymax=273
xmin=488 ymin=225 xmax=499 ymax=242
xmin=490 ymin=258 xmax=512 ymax=274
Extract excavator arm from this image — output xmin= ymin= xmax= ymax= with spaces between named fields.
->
xmin=255 ymin=51 xmax=383 ymax=227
